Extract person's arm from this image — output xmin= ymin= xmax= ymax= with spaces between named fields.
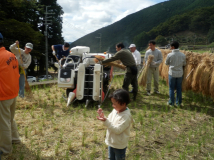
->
xmin=165 ymin=55 xmax=170 ymax=65
xmin=102 ymin=52 xmax=121 ymax=64
xmin=22 ymin=56 xmax=32 ymax=69
xmin=9 ymin=41 xmax=19 ymax=55
xmin=103 ymin=115 xmax=131 ymax=135
xmin=51 ymin=45 xmax=56 ymax=56
xmin=51 ymin=45 xmax=55 ymax=51
xmin=156 ymin=51 xmax=163 ymax=64
xmin=133 ymin=54 xmax=137 ymax=64
xmin=137 ymin=52 xmax=141 ymax=65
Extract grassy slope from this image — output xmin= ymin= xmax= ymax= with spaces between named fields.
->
xmin=3 ymin=74 xmax=214 ymax=160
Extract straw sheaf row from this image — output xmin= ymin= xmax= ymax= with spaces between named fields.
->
xmin=159 ymin=49 xmax=214 ymax=100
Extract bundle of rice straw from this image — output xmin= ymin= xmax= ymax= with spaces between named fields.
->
xmin=138 ymin=55 xmax=154 ymax=86
xmin=159 ymin=49 xmax=169 ymax=77
xmin=184 ymin=52 xmax=200 ymax=91
xmin=181 ymin=51 xmax=193 ymax=91
xmin=160 ymin=50 xmax=170 ymax=84
xmin=94 ymin=55 xmax=105 ymax=62
xmin=199 ymin=56 xmax=214 ymax=96
xmin=94 ymin=55 xmax=126 ymax=70
xmin=191 ymin=55 xmax=207 ymax=92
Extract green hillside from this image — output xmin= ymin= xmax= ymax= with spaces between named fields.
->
xmin=70 ymin=0 xmax=214 ymax=52
xmin=134 ymin=6 xmax=214 ymax=47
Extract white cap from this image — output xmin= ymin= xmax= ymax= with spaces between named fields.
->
xmin=129 ymin=44 xmax=136 ymax=48
xmin=25 ymin=43 xmax=33 ymax=50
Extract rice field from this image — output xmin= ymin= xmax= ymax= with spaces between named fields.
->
xmin=2 ymin=72 xmax=214 ymax=160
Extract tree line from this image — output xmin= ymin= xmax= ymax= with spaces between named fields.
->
xmin=0 ymin=0 xmax=64 ymax=76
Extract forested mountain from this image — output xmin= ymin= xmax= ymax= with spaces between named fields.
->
xmin=134 ymin=6 xmax=214 ymax=47
xmin=70 ymin=0 xmax=214 ymax=52
xmin=0 ymin=0 xmax=64 ymax=75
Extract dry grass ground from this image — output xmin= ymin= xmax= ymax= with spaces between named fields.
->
xmin=2 ymin=76 xmax=214 ymax=160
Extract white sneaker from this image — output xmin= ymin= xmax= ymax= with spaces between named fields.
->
xmin=154 ymin=91 xmax=160 ymax=94
xmin=147 ymin=91 xmax=151 ymax=96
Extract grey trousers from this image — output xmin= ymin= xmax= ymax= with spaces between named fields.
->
xmin=146 ymin=67 xmax=159 ymax=92
xmin=0 ymin=97 xmax=20 ymax=154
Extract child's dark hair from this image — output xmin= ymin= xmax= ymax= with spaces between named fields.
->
xmin=109 ymin=89 xmax=130 ymax=105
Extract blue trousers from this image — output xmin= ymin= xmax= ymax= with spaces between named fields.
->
xmin=168 ymin=75 xmax=183 ymax=105
xmin=19 ymin=73 xmax=25 ymax=98
xmin=108 ymin=146 xmax=126 ymax=160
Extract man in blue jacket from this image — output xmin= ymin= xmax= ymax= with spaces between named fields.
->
xmin=51 ymin=42 xmax=70 ymax=60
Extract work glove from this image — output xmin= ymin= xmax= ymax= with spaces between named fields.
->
xmin=52 ymin=51 xmax=56 ymax=56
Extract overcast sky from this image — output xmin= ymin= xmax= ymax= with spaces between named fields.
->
xmin=57 ymin=0 xmax=166 ymax=42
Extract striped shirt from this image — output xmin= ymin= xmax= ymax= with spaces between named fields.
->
xmin=165 ymin=49 xmax=186 ymax=77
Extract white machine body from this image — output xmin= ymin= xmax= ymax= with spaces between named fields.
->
xmin=70 ymin=46 xmax=90 ymax=57
xmin=58 ymin=69 xmax=75 ymax=88
xmin=76 ymin=63 xmax=85 ymax=100
xmin=56 ymin=46 xmax=113 ymax=106
xmin=93 ymin=64 xmax=102 ymax=101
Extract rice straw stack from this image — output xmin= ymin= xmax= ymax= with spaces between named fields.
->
xmin=159 ymin=49 xmax=169 ymax=77
xmin=181 ymin=51 xmax=193 ymax=91
xmin=200 ymin=57 xmax=214 ymax=96
xmin=161 ymin=53 xmax=170 ymax=84
xmin=94 ymin=55 xmax=126 ymax=70
xmin=191 ymin=56 xmax=207 ymax=92
xmin=138 ymin=55 xmax=154 ymax=86
xmin=184 ymin=52 xmax=200 ymax=91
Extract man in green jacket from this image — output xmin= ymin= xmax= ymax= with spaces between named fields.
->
xmin=102 ymin=42 xmax=138 ymax=100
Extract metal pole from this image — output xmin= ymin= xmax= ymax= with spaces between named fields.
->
xmin=99 ymin=33 xmax=102 ymax=53
xmin=45 ymin=6 xmax=49 ymax=80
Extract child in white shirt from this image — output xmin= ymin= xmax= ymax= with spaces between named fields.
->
xmin=97 ymin=89 xmax=133 ymax=160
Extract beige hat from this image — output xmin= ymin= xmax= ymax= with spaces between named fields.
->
xmin=129 ymin=44 xmax=136 ymax=48
xmin=25 ymin=43 xmax=33 ymax=50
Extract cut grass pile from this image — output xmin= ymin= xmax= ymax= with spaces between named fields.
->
xmin=2 ymin=76 xmax=214 ymax=160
